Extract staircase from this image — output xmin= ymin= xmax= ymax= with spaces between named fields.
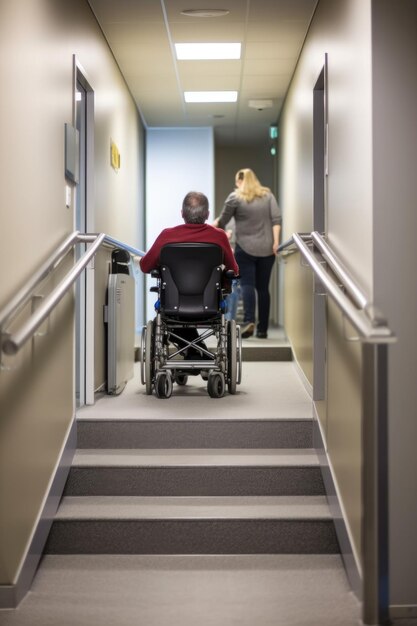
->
xmin=45 ymin=355 xmax=339 ymax=558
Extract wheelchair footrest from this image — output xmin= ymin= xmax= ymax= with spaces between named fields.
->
xmin=162 ymin=360 xmax=216 ymax=369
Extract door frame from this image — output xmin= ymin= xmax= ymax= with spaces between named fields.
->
xmin=312 ymin=54 xmax=328 ymax=403
xmin=73 ymin=56 xmax=95 ymax=406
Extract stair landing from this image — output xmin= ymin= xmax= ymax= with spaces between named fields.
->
xmin=78 ymin=360 xmax=311 ymax=422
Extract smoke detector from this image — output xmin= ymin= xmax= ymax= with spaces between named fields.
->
xmin=248 ymin=99 xmax=273 ymax=111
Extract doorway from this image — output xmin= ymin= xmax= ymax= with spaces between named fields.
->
xmin=312 ymin=55 xmax=328 ymax=403
xmin=74 ymin=59 xmax=94 ymax=407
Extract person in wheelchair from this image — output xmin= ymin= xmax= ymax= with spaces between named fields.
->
xmin=140 ymin=191 xmax=238 ymax=276
xmin=139 ymin=191 xmax=241 ymax=398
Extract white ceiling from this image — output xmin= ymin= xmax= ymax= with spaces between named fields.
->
xmin=87 ymin=0 xmax=317 ymax=147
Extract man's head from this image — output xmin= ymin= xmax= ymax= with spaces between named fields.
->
xmin=181 ymin=191 xmax=209 ymax=224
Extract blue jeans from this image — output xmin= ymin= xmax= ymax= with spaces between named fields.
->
xmin=234 ymin=244 xmax=276 ymax=334
xmin=225 ymin=280 xmax=241 ymax=321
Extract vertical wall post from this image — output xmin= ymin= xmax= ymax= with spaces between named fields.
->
xmin=362 ymin=342 xmax=389 ymax=625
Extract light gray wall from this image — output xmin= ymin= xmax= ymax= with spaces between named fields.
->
xmin=279 ymin=0 xmax=417 ymax=610
xmin=0 ymin=0 xmax=144 ymax=589
xmin=278 ymin=0 xmax=373 ymax=576
xmin=371 ymin=0 xmax=417 ymax=608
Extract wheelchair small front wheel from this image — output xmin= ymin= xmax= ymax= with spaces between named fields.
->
xmin=175 ymin=372 xmax=188 ymax=386
xmin=207 ymin=372 xmax=225 ymax=398
xmin=155 ymin=372 xmax=173 ymax=399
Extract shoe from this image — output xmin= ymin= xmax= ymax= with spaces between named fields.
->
xmin=256 ymin=331 xmax=268 ymax=339
xmin=241 ymin=322 xmax=255 ymax=338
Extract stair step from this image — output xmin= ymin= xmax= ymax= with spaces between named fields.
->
xmin=45 ymin=496 xmax=338 ymax=555
xmin=71 ymin=448 xmax=320 ymax=466
xmin=55 ymin=495 xmax=331 ymax=519
xmin=241 ymin=345 xmax=292 ymax=361
xmin=65 ymin=449 xmax=324 ymax=496
xmin=77 ymin=418 xmax=313 ymax=449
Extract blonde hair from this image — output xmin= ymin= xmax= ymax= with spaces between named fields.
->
xmin=235 ymin=168 xmax=270 ymax=202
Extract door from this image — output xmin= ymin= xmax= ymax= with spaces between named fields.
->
xmin=312 ymin=56 xmax=328 ymax=408
xmin=74 ymin=60 xmax=94 ymax=406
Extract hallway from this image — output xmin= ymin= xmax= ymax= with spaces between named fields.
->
xmin=1 ymin=1 xmax=417 ymax=622
xmin=0 ymin=339 xmax=360 ymax=625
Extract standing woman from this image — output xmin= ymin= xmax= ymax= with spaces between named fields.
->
xmin=215 ymin=168 xmax=281 ymax=338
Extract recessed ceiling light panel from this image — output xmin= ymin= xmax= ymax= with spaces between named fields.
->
xmin=181 ymin=9 xmax=230 ymax=18
xmin=184 ymin=91 xmax=238 ymax=103
xmin=175 ymin=43 xmax=241 ymax=60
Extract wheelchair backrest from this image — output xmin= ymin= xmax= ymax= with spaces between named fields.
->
xmin=159 ymin=243 xmax=223 ymax=320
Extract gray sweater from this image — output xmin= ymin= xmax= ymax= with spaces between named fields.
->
xmin=217 ymin=191 xmax=282 ymax=257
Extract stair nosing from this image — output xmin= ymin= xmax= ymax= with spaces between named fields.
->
xmin=55 ymin=495 xmax=332 ymax=521
xmin=71 ymin=449 xmax=320 ymax=468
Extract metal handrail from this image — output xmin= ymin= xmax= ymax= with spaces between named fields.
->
xmin=278 ymin=232 xmax=312 ymax=253
xmin=310 ymin=231 xmax=369 ymax=311
xmin=285 ymin=230 xmax=393 ymax=625
xmin=0 ymin=231 xmax=80 ymax=330
xmin=293 ymin=233 xmax=394 ymax=343
xmin=0 ymin=231 xmax=145 ymax=356
xmin=79 ymin=233 xmax=145 ymax=259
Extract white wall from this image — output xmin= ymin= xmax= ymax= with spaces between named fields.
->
xmin=278 ymin=0 xmax=373 ymax=589
xmin=279 ymin=0 xmax=417 ymax=611
xmin=280 ymin=0 xmax=373 ymax=292
xmin=145 ymin=127 xmax=214 ymax=319
xmin=0 ymin=0 xmax=145 ymax=594
xmin=371 ymin=0 xmax=417 ymax=610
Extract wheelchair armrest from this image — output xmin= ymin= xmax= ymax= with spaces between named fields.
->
xmin=222 ymin=270 xmax=239 ymax=295
xmin=224 ymin=269 xmax=240 ymax=280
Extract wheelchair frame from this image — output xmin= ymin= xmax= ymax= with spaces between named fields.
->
xmin=140 ymin=248 xmax=242 ymax=398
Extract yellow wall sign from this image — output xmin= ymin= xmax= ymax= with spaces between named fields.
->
xmin=110 ymin=140 xmax=120 ymax=171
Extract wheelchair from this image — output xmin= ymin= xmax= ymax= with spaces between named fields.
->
xmin=140 ymin=243 xmax=242 ymax=399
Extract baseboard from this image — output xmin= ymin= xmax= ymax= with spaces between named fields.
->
xmin=390 ymin=605 xmax=417 ymax=620
xmin=0 ymin=416 xmax=77 ymax=609
xmin=292 ymin=354 xmax=313 ymax=398
xmin=312 ymin=405 xmax=362 ymax=600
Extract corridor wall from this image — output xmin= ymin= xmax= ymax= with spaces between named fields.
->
xmin=278 ymin=0 xmax=417 ymax=612
xmin=278 ymin=0 xmax=373 ymax=594
xmin=371 ymin=0 xmax=417 ymax=613
xmin=0 ymin=0 xmax=144 ymax=606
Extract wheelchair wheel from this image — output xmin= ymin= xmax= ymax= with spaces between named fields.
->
xmin=227 ymin=319 xmax=237 ymax=394
xmin=236 ymin=323 xmax=242 ymax=385
xmin=207 ymin=372 xmax=225 ymax=398
xmin=144 ymin=320 xmax=154 ymax=395
xmin=140 ymin=325 xmax=147 ymax=385
xmin=155 ymin=371 xmax=173 ymax=399
xmin=175 ymin=372 xmax=188 ymax=386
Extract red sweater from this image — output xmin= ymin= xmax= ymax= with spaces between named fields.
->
xmin=140 ymin=223 xmax=239 ymax=275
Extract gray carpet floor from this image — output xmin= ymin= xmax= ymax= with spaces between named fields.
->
xmin=0 ymin=555 xmax=361 ymax=626
xmin=0 ymin=334 xmax=364 ymax=626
